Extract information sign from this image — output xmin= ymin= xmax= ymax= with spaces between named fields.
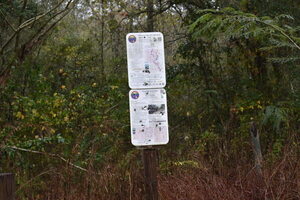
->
xmin=129 ymin=89 xmax=169 ymax=146
xmin=126 ymin=32 xmax=166 ymax=89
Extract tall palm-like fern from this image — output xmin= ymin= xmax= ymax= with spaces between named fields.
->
xmin=186 ymin=7 xmax=300 ymax=133
xmin=189 ymin=7 xmax=300 ymax=64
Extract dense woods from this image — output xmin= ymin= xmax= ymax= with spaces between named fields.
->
xmin=0 ymin=0 xmax=300 ymax=199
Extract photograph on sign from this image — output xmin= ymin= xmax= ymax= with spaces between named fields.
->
xmin=126 ymin=32 xmax=166 ymax=89
xmin=129 ymin=89 xmax=169 ymax=146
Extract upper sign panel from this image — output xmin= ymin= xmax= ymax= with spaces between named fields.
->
xmin=126 ymin=32 xmax=166 ymax=89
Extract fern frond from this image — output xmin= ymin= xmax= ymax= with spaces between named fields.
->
xmin=275 ymin=14 xmax=294 ymax=21
xmin=269 ymin=39 xmax=298 ymax=48
xmin=196 ymin=9 xmax=220 ymax=15
xmin=268 ymin=57 xmax=300 ymax=64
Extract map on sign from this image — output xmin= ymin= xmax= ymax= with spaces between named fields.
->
xmin=126 ymin=32 xmax=166 ymax=89
xmin=129 ymin=89 xmax=169 ymax=146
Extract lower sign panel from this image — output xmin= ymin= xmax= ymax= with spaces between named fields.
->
xmin=129 ymin=89 xmax=169 ymax=146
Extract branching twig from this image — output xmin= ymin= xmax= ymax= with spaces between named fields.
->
xmin=0 ymin=0 xmax=73 ymax=55
xmin=119 ymin=1 xmax=174 ymax=24
xmin=0 ymin=9 xmax=17 ymax=32
xmin=18 ymin=0 xmax=65 ymax=30
xmin=104 ymin=103 xmax=121 ymax=114
xmin=21 ymin=1 xmax=75 ymax=59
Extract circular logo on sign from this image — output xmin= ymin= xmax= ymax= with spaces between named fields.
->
xmin=128 ymin=35 xmax=136 ymax=43
xmin=131 ymin=91 xmax=139 ymax=99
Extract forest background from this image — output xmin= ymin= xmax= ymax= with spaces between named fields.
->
xmin=0 ymin=0 xmax=300 ymax=199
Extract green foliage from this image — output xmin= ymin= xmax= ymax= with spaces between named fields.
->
xmin=262 ymin=105 xmax=286 ymax=132
xmin=189 ymin=8 xmax=300 ymax=74
xmin=175 ymin=6 xmax=300 ymax=168
xmin=1 ymin=1 xmax=300 ymax=199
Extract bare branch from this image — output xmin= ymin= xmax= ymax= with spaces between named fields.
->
xmin=0 ymin=0 xmax=70 ymax=55
xmin=0 ymin=31 xmax=17 ymax=55
xmin=104 ymin=103 xmax=120 ymax=114
xmin=3 ymin=145 xmax=88 ymax=173
xmin=16 ymin=169 xmax=56 ymax=193
xmin=0 ymin=9 xmax=17 ymax=32
xmin=18 ymin=0 xmax=65 ymax=30
xmin=19 ymin=1 xmax=75 ymax=60
xmin=0 ymin=0 xmax=76 ymax=57
xmin=15 ymin=0 xmax=28 ymax=52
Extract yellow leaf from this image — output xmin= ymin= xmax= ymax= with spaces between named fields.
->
xmin=257 ymin=105 xmax=263 ymax=109
xmin=110 ymin=85 xmax=119 ymax=90
xmin=32 ymin=109 xmax=37 ymax=115
xmin=54 ymin=99 xmax=61 ymax=107
xmin=50 ymin=129 xmax=55 ymax=134
xmin=16 ymin=111 xmax=25 ymax=119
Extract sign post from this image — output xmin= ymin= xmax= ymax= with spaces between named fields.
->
xmin=0 ymin=173 xmax=15 ymax=200
xmin=142 ymin=148 xmax=158 ymax=200
xmin=126 ymin=32 xmax=168 ymax=200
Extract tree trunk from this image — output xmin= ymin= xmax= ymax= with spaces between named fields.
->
xmin=100 ymin=0 xmax=105 ymax=81
xmin=250 ymin=122 xmax=263 ymax=175
xmin=147 ymin=0 xmax=154 ymax=32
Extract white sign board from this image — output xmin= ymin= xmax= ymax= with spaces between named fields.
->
xmin=129 ymin=89 xmax=169 ymax=146
xmin=126 ymin=32 xmax=166 ymax=89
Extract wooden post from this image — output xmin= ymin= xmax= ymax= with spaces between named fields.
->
xmin=0 ymin=173 xmax=15 ymax=200
xmin=142 ymin=1 xmax=159 ymax=199
xmin=142 ymin=148 xmax=158 ymax=200
xmin=249 ymin=122 xmax=263 ymax=175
